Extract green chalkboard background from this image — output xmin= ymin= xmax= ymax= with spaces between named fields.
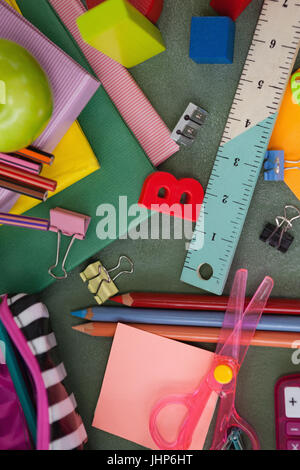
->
xmin=26 ymin=0 xmax=300 ymax=450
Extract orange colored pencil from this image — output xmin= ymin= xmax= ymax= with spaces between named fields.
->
xmin=15 ymin=146 xmax=54 ymax=166
xmin=72 ymin=322 xmax=300 ymax=349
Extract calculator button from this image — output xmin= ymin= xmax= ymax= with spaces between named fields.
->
xmin=284 ymin=387 xmax=300 ymax=418
xmin=287 ymin=440 xmax=300 ymax=450
xmin=287 ymin=423 xmax=300 ymax=436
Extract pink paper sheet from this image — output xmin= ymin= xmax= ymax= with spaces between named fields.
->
xmin=93 ymin=324 xmax=218 ymax=450
xmin=48 ymin=0 xmax=179 ymax=167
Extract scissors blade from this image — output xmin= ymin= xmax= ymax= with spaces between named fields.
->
xmin=215 ymin=269 xmax=247 ymax=360
xmin=236 ymin=276 xmax=274 ymax=367
xmin=216 ymin=274 xmax=274 ymax=365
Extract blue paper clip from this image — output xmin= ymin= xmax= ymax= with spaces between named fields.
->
xmin=264 ymin=150 xmax=300 ymax=181
xmin=264 ymin=151 xmax=285 ymax=181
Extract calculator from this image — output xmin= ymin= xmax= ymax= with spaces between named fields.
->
xmin=275 ymin=374 xmax=300 ymax=450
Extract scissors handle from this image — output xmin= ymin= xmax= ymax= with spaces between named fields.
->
xmin=149 ymin=379 xmax=213 ymax=450
xmin=210 ymin=404 xmax=260 ymax=450
xmin=230 ymin=410 xmax=260 ymax=451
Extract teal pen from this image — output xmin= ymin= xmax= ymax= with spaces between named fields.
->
xmin=72 ymin=306 xmax=300 ymax=332
xmin=0 ymin=320 xmax=36 ymax=443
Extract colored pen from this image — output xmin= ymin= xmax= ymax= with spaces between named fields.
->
xmin=0 ymin=213 xmax=49 ymax=231
xmin=111 ymin=292 xmax=300 ymax=315
xmin=71 ymin=306 xmax=300 ymax=332
xmin=0 ymin=162 xmax=57 ymax=192
xmin=14 ymin=146 xmax=54 ymax=166
xmin=0 ymin=152 xmax=42 ymax=174
xmin=0 ymin=178 xmax=48 ymax=201
xmin=72 ymin=322 xmax=300 ymax=349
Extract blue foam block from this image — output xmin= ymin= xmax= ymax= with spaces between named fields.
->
xmin=189 ymin=16 xmax=235 ymax=64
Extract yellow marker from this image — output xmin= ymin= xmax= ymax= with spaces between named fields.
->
xmin=77 ymin=0 xmax=166 ymax=68
xmin=0 ymin=80 xmax=6 ymax=105
xmin=214 ymin=364 xmax=233 ymax=385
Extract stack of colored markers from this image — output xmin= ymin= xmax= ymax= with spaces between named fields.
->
xmin=0 ymin=146 xmax=56 ymax=201
xmin=72 ymin=292 xmax=300 ymax=349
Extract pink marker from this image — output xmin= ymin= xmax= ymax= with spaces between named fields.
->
xmin=0 ymin=152 xmax=42 ymax=175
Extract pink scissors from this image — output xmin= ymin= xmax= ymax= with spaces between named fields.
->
xmin=149 ymin=269 xmax=274 ymax=450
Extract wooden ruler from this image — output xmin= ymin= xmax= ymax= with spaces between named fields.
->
xmin=181 ymin=0 xmax=300 ymax=295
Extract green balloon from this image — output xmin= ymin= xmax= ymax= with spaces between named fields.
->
xmin=0 ymin=39 xmax=53 ymax=153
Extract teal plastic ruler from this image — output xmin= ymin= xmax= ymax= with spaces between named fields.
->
xmin=181 ymin=0 xmax=300 ymax=295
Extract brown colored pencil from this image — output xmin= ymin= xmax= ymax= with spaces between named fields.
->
xmin=0 ymin=178 xmax=48 ymax=201
xmin=111 ymin=292 xmax=300 ymax=315
xmin=72 ymin=322 xmax=300 ymax=349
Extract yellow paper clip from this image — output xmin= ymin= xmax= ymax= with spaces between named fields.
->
xmin=80 ymin=256 xmax=134 ymax=304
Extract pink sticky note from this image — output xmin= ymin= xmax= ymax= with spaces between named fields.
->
xmin=93 ymin=324 xmax=218 ymax=450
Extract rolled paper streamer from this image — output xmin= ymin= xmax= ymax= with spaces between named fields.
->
xmin=49 ymin=0 xmax=178 ymax=167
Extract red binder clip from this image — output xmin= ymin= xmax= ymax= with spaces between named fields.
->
xmin=48 ymin=208 xmax=91 ymax=280
xmin=138 ymin=172 xmax=204 ymax=222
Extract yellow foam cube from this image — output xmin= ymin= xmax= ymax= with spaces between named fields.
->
xmin=76 ymin=0 xmax=166 ymax=68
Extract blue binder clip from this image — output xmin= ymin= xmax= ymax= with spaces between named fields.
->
xmin=264 ymin=151 xmax=285 ymax=181
xmin=264 ymin=150 xmax=300 ymax=181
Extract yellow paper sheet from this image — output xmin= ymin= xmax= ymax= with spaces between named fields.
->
xmin=5 ymin=0 xmax=100 ymax=215
xmin=6 ymin=0 xmax=20 ymax=12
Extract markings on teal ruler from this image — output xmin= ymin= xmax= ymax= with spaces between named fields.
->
xmin=181 ymin=0 xmax=300 ymax=296
xmin=181 ymin=115 xmax=277 ymax=295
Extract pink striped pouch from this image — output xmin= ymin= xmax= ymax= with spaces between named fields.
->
xmin=48 ymin=0 xmax=179 ymax=167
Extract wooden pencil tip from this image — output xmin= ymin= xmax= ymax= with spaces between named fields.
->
xmin=111 ymin=294 xmax=124 ymax=305
xmin=112 ymin=293 xmax=133 ymax=306
xmin=72 ymin=324 xmax=88 ymax=334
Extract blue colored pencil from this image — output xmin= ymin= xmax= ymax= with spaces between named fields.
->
xmin=71 ymin=306 xmax=300 ymax=333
